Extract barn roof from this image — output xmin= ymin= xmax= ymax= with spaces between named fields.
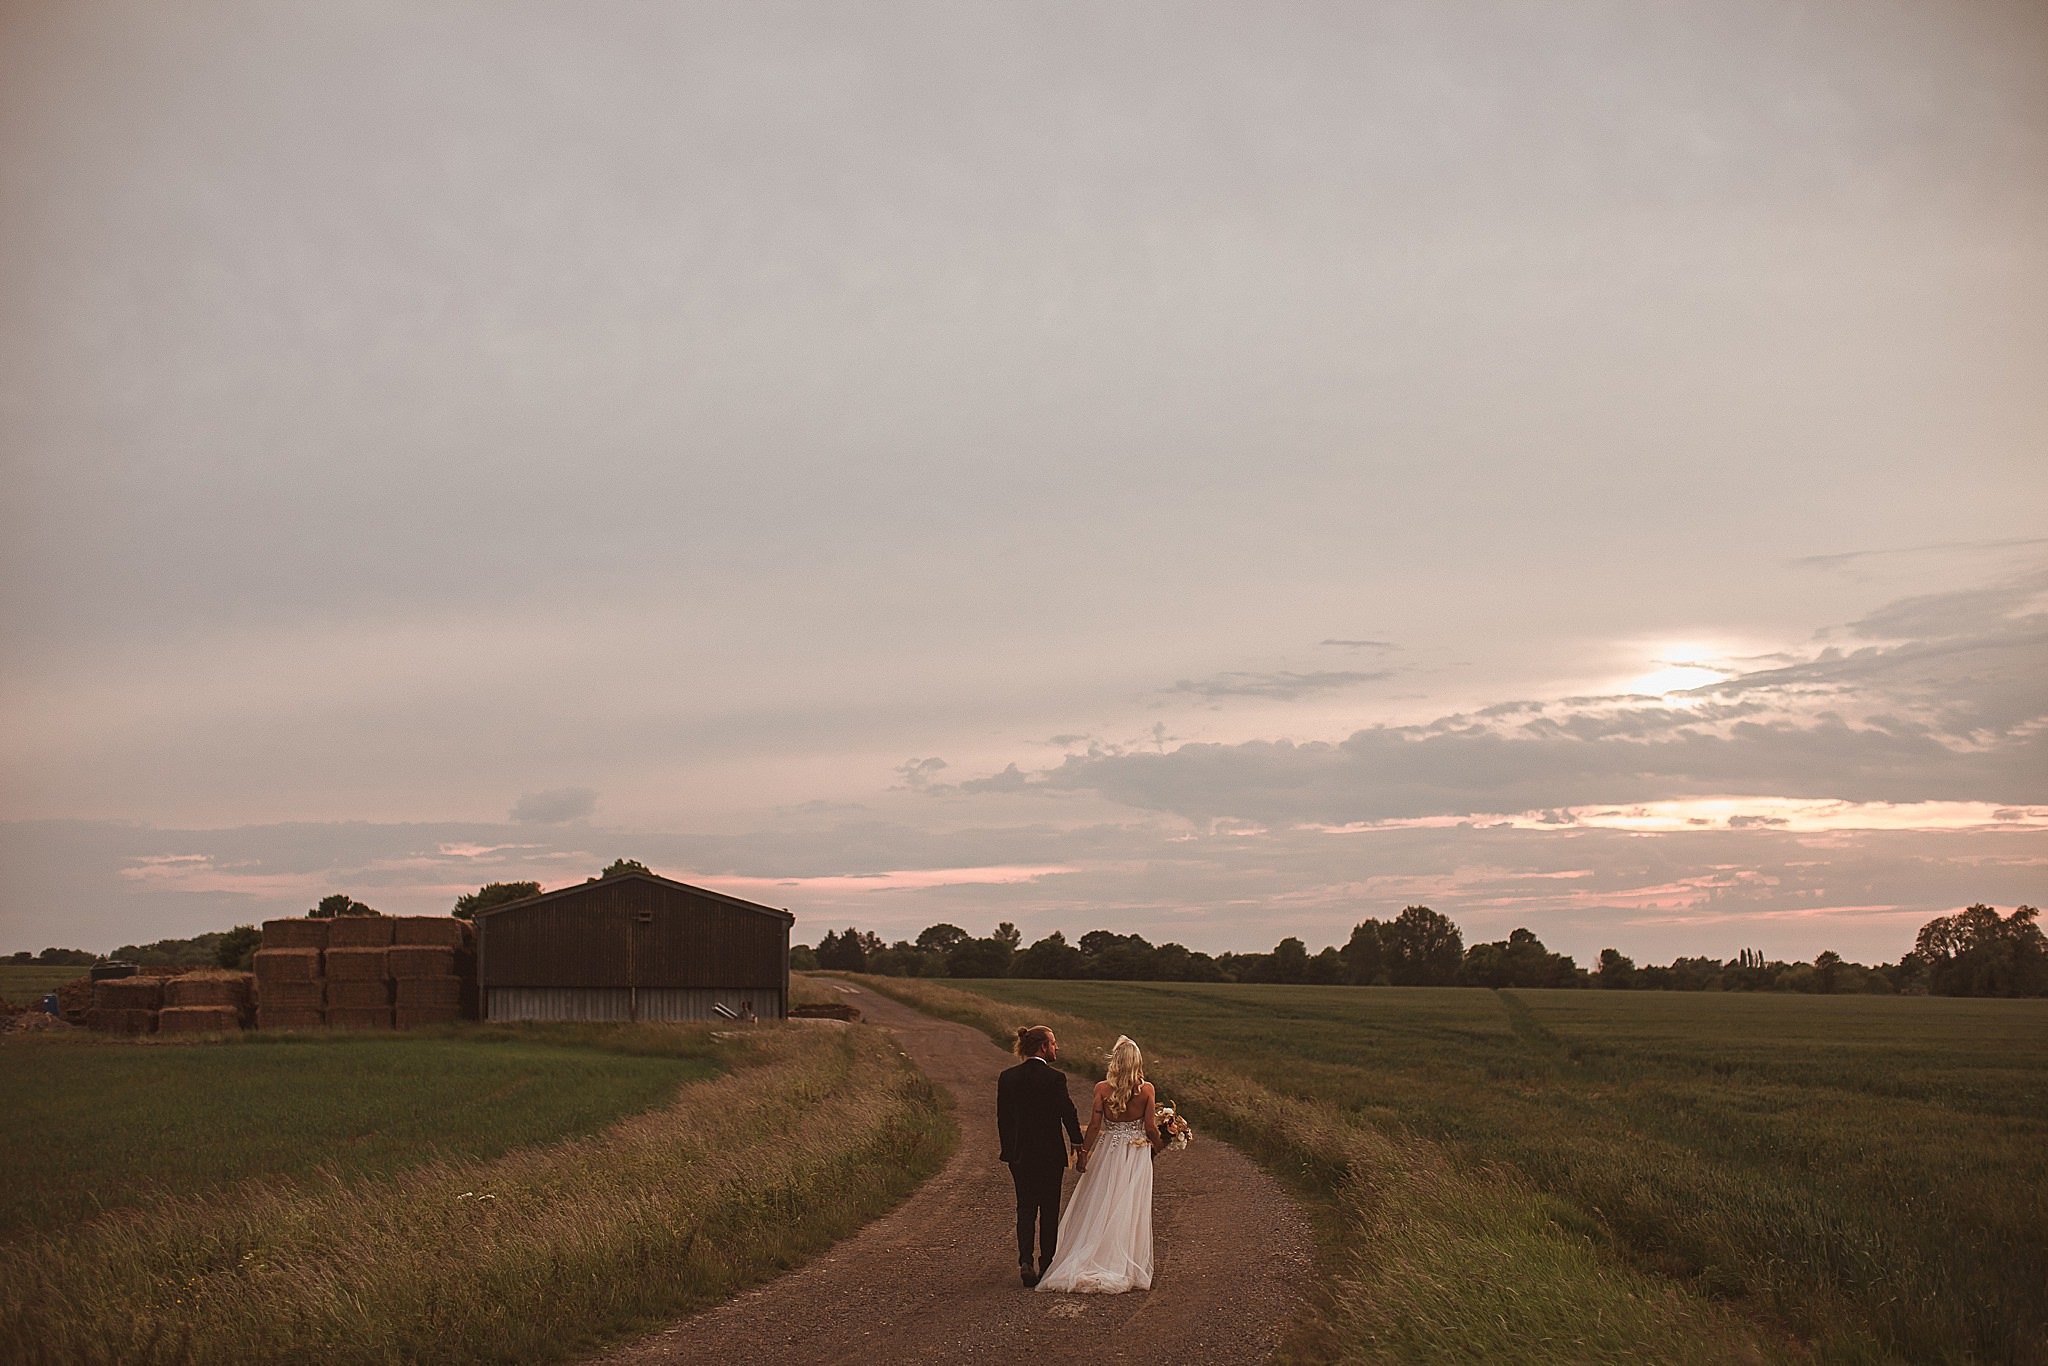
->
xmin=473 ymin=869 xmax=795 ymax=923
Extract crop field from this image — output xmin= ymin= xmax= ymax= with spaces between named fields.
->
xmin=0 ymin=963 xmax=87 ymax=1003
xmin=859 ymin=977 xmax=2048 ymax=1364
xmin=0 ymin=1025 xmax=717 ymax=1235
xmin=2 ymin=1020 xmax=951 ymax=1364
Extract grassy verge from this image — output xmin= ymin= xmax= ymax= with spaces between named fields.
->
xmin=2 ymin=1022 xmax=953 ymax=1364
xmin=0 ymin=1024 xmax=713 ymax=1236
xmin=788 ymin=971 xmax=843 ymax=1008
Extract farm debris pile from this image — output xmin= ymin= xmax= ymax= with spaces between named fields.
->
xmin=790 ymin=1002 xmax=862 ymax=1022
xmin=254 ymin=914 xmax=477 ymax=1032
xmin=56 ymin=975 xmax=94 ymax=1023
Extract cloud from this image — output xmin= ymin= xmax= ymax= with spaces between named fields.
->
xmin=894 ymin=757 xmax=949 ymax=791
xmin=509 ymin=788 xmax=598 ymax=824
xmin=957 ymin=763 xmax=1030 ymax=794
xmin=1167 ymin=669 xmax=1396 ymax=700
xmin=1319 ymin=639 xmax=1397 ymax=652
xmin=1789 ymin=536 xmax=2048 ymax=571
xmin=973 ymin=574 xmax=2048 ymax=825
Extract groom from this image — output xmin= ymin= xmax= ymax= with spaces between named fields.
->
xmin=996 ymin=1024 xmax=1085 ymax=1287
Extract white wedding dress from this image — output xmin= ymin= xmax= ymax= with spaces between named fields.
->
xmin=1035 ymin=1114 xmax=1154 ymax=1294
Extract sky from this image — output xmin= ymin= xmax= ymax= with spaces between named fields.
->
xmin=2 ymin=0 xmax=2043 ymax=963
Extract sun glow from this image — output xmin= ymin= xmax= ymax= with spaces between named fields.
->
xmin=1618 ymin=643 xmax=1730 ymax=698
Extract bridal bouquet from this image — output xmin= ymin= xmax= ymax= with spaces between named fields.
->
xmin=1152 ymin=1102 xmax=1194 ymax=1152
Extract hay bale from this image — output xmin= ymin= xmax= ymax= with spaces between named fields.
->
xmin=325 ymin=915 xmax=394 ymax=947
xmin=395 ymin=1004 xmax=461 ymax=1029
xmin=256 ymin=979 xmax=321 ymax=1009
xmin=158 ymin=1005 xmax=242 ymax=1034
xmin=92 ymin=977 xmax=165 ymax=1010
xmin=164 ymin=973 xmax=253 ymax=1009
xmin=85 ymin=1006 xmax=155 ymax=1034
xmin=253 ymin=948 xmax=321 ymax=983
xmin=325 ymin=979 xmax=392 ymax=1008
xmin=324 ymin=947 xmax=389 ymax=981
xmin=256 ymin=1005 xmax=323 ymax=1030
xmin=387 ymin=945 xmax=459 ymax=979
xmin=394 ymin=976 xmax=462 ymax=1010
xmin=391 ymin=915 xmax=468 ymax=947
xmin=261 ymin=917 xmax=329 ymax=949
xmin=326 ymin=1006 xmax=393 ymax=1030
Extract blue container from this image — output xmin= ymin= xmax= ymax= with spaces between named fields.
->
xmin=40 ymin=992 xmax=60 ymax=1016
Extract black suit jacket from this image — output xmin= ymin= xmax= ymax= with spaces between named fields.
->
xmin=997 ymin=1057 xmax=1084 ymax=1170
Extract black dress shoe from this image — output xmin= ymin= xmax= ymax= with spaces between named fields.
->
xmin=1020 ymin=1265 xmax=1041 ymax=1288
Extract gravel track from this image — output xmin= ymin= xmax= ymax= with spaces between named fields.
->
xmin=586 ymin=981 xmax=1313 ymax=1365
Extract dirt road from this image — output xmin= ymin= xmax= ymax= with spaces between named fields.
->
xmin=587 ymin=981 xmax=1313 ymax=1365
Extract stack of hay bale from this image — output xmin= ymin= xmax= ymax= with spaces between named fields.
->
xmin=391 ymin=916 xmax=475 ymax=1028
xmin=323 ymin=914 xmax=397 ymax=1028
xmin=158 ymin=972 xmax=253 ymax=1034
xmin=255 ymin=916 xmax=328 ymax=1029
xmin=87 ymin=976 xmax=164 ymax=1035
xmin=84 ymin=969 xmax=253 ymax=1035
xmin=253 ymin=913 xmax=476 ymax=1030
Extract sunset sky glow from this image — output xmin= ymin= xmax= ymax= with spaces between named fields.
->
xmin=2 ymin=0 xmax=2043 ymax=961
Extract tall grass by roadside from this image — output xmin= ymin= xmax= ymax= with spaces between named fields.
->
xmin=0 ymin=1025 xmax=713 ymax=1235
xmin=2 ymin=1022 xmax=952 ymax=1364
xmin=850 ymin=975 xmax=2048 ymax=1363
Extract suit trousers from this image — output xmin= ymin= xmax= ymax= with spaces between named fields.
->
xmin=1008 ymin=1161 xmax=1065 ymax=1268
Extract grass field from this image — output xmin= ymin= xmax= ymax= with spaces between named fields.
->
xmin=857 ymin=976 xmax=2048 ymax=1364
xmin=0 ymin=963 xmax=87 ymax=1003
xmin=0 ymin=1025 xmax=718 ymax=1236
xmin=2 ymin=1019 xmax=953 ymax=1364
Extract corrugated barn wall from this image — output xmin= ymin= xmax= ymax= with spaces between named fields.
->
xmin=476 ymin=872 xmax=793 ymax=1022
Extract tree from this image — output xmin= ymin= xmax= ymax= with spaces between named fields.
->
xmin=1014 ymin=931 xmax=1083 ymax=980
xmin=1306 ymin=945 xmax=1349 ymax=985
xmin=214 ymin=924 xmax=261 ymax=971
xmin=814 ymin=927 xmax=869 ymax=972
xmin=915 ymin=923 xmax=969 ymax=954
xmin=1914 ymin=904 xmax=2047 ymax=997
xmin=1596 ymin=948 xmax=1635 ymax=988
xmin=309 ymin=894 xmax=376 ymax=919
xmin=452 ymin=881 xmax=541 ymax=921
xmin=1269 ymin=936 xmax=1309 ymax=984
xmin=993 ymin=922 xmax=1022 ymax=951
xmin=1341 ymin=920 xmax=1389 ymax=985
xmin=788 ymin=944 xmax=819 ymax=971
xmin=596 ymin=858 xmax=651 ymax=881
xmin=947 ymin=937 xmax=1013 ymax=978
xmin=1814 ymin=950 xmax=1843 ymax=994
xmin=1383 ymin=906 xmax=1463 ymax=985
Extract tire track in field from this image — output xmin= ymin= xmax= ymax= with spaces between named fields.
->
xmin=585 ymin=982 xmax=1314 ymax=1365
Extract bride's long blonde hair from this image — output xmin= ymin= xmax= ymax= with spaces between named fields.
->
xmin=1104 ymin=1035 xmax=1145 ymax=1114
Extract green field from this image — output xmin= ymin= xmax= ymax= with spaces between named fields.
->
xmin=0 ymin=963 xmax=86 ymax=1004
xmin=2 ymin=1021 xmax=952 ymax=1364
xmin=866 ymin=977 xmax=2048 ymax=1363
xmin=0 ymin=1025 xmax=718 ymax=1236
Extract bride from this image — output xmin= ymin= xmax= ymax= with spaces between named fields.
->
xmin=1036 ymin=1035 xmax=1160 ymax=1294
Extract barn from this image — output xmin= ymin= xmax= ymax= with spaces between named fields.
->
xmin=475 ymin=871 xmax=794 ymax=1022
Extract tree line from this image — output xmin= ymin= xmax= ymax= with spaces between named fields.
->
xmin=799 ymin=903 xmax=2047 ymax=997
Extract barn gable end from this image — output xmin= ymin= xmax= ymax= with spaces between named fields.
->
xmin=475 ymin=872 xmax=793 ymax=1021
